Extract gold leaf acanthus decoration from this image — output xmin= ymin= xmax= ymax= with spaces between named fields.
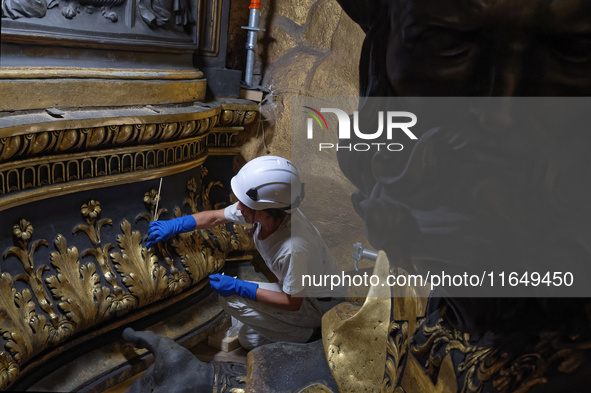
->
xmin=0 ymin=173 xmax=253 ymax=390
xmin=47 ymin=235 xmax=112 ymax=330
xmin=111 ymin=220 xmax=170 ymax=308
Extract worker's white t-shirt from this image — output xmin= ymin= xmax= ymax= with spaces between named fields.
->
xmin=224 ymin=203 xmax=340 ymax=297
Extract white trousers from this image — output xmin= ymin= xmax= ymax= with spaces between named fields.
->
xmin=218 ymin=282 xmax=339 ymax=350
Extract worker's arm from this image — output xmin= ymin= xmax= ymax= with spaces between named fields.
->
xmin=191 ymin=209 xmax=230 ymax=229
xmin=146 ymin=208 xmax=229 ymax=247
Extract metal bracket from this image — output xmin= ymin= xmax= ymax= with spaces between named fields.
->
xmin=352 ymin=242 xmax=378 ymax=271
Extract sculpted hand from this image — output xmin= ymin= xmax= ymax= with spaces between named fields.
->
xmin=146 ymin=216 xmax=196 ymax=248
xmin=209 ymin=273 xmax=259 ymax=301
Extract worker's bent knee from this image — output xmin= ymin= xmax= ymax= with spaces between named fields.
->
xmin=238 ymin=325 xmax=272 ymax=350
xmin=218 ymin=294 xmax=258 ymax=317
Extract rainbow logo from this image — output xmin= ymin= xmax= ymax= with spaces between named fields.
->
xmin=303 ymin=106 xmax=328 ymax=130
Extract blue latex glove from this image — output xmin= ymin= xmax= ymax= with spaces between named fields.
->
xmin=146 ymin=216 xmax=196 ymax=248
xmin=209 ymin=273 xmax=259 ymax=301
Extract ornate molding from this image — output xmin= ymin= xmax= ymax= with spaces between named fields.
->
xmin=203 ymin=103 xmax=258 ymax=155
xmin=0 ymin=135 xmax=208 ymax=211
xmin=219 ymin=108 xmax=258 ymax=127
xmin=0 ymin=102 xmax=260 ymax=210
xmin=0 ymin=67 xmax=204 ymax=80
xmin=0 ymin=120 xmax=215 ymax=164
xmin=0 ymin=173 xmax=253 ymax=390
xmin=0 ymin=78 xmax=208 ymax=111
xmin=206 ymin=127 xmax=242 ymax=149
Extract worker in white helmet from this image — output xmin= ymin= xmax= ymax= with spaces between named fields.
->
xmin=146 ymin=156 xmax=342 ymax=349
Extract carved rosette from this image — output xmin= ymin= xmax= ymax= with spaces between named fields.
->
xmin=0 ymin=171 xmax=253 ymax=390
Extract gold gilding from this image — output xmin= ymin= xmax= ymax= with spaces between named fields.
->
xmin=321 ymin=249 xmax=572 ymax=393
xmin=0 ymin=177 xmax=253 ymax=390
xmin=0 ymin=135 xmax=208 ymax=212
xmin=0 ymin=106 xmax=220 ymax=139
xmin=322 ymin=250 xmax=391 ymax=392
xmin=0 ymin=67 xmax=204 ymax=80
xmin=220 ymin=109 xmax=258 ymax=127
xmin=401 ymin=354 xmax=458 ymax=393
xmin=0 ymin=68 xmax=207 ymax=111
xmin=0 ymin=105 xmax=258 ymax=211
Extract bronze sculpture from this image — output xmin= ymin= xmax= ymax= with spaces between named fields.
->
xmin=122 ymin=0 xmax=591 ymax=391
xmin=331 ymin=0 xmax=591 ymax=391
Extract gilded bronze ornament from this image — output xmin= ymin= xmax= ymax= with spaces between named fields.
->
xmin=206 ymin=129 xmax=241 ymax=149
xmin=0 ymin=104 xmax=258 ymax=211
xmin=322 ymin=250 xmax=391 ymax=392
xmin=0 ymin=178 xmax=253 ymax=390
xmin=219 ymin=109 xmax=257 ymax=127
xmin=0 ymin=120 xmax=214 ymax=163
xmin=0 ymin=135 xmax=208 ymax=211
xmin=319 ymin=249 xmax=591 ymax=393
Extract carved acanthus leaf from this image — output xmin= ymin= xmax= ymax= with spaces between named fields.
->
xmin=0 ymin=351 xmax=19 ymax=389
xmin=231 ymin=223 xmax=254 ymax=252
xmin=111 ymin=220 xmax=169 ymax=307
xmin=382 ymin=320 xmax=408 ymax=393
xmin=171 ymin=230 xmax=223 ymax=284
xmin=0 ymin=166 xmax=257 ymax=390
xmin=0 ymin=273 xmax=42 ymax=363
xmin=46 ymin=235 xmax=113 ymax=330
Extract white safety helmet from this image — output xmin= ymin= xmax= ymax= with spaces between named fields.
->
xmin=231 ymin=156 xmax=304 ymax=212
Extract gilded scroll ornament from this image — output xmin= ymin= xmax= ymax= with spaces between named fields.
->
xmin=408 ymin=320 xmax=494 ymax=393
xmin=183 ymin=170 xmax=254 ymax=253
xmin=0 ymin=221 xmax=74 ymax=389
xmin=382 ymin=320 xmax=408 ymax=392
xmin=0 ymin=351 xmax=18 ymax=388
xmin=75 ymin=200 xmax=138 ymax=315
xmin=381 ymin=300 xmax=591 ymax=393
xmin=5 ymin=220 xmax=62 ymax=329
xmin=140 ymin=202 xmax=192 ymax=296
xmin=143 ymin=188 xmax=167 ymax=221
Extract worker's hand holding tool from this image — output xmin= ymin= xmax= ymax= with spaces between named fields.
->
xmin=209 ymin=273 xmax=259 ymax=301
xmin=146 ymin=216 xmax=197 ymax=248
